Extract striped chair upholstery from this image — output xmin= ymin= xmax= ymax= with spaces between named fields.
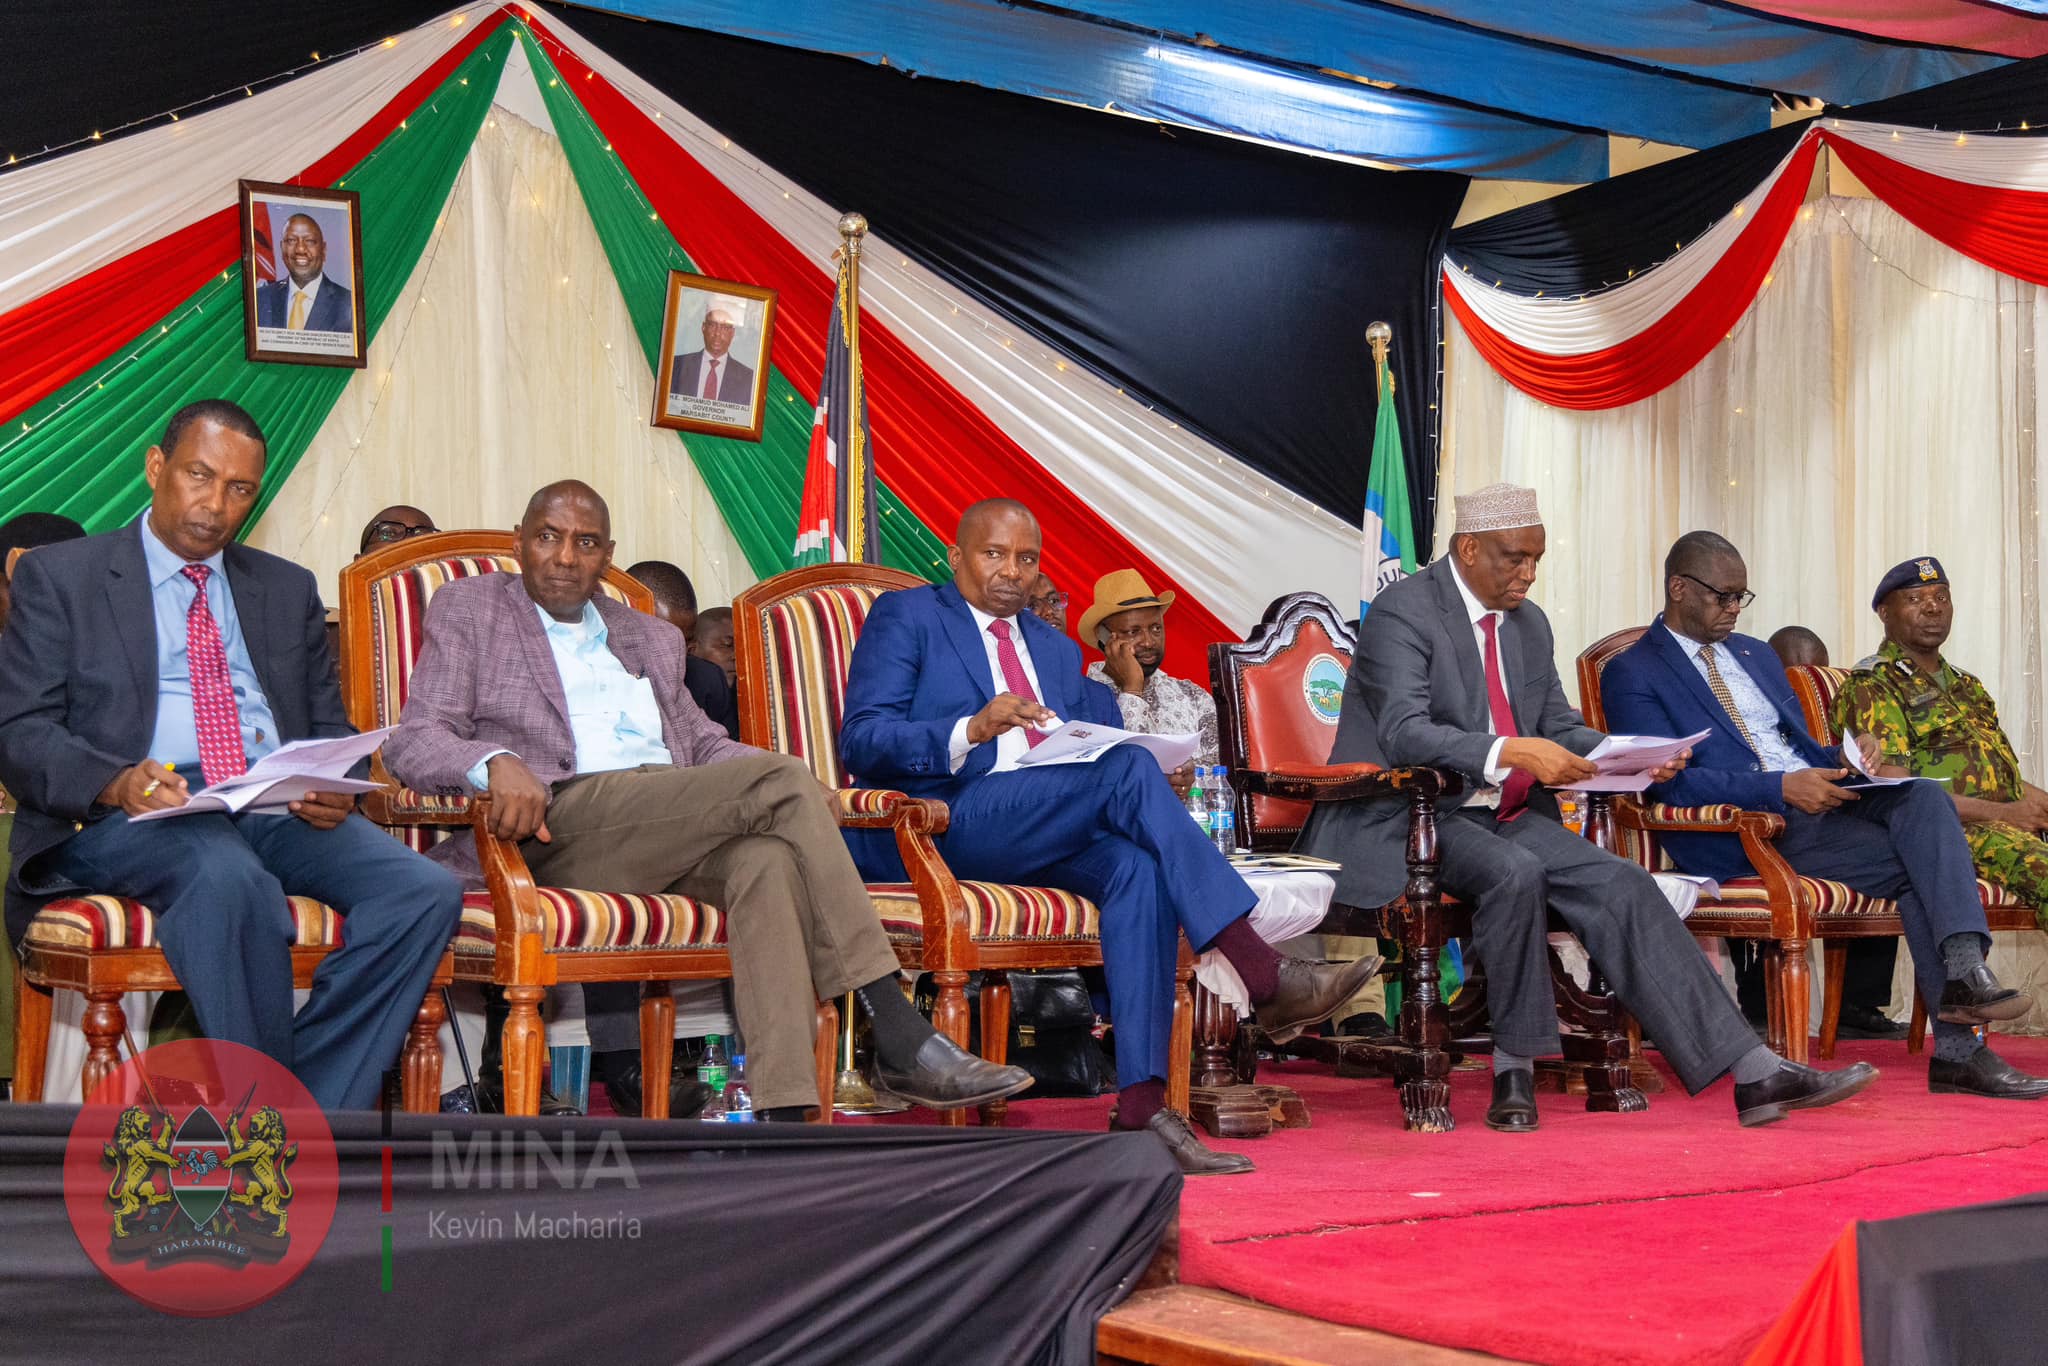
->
xmin=869 ymin=883 xmax=1100 ymax=944
xmin=755 ymin=582 xmax=888 ymax=789
xmin=455 ymin=889 xmax=724 ymax=954
xmin=26 ymin=895 xmax=340 ymax=951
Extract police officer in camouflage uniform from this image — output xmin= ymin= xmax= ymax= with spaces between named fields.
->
xmin=1834 ymin=557 xmax=2048 ymax=938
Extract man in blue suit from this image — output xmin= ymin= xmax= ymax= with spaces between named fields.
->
xmin=841 ymin=499 xmax=1378 ymax=1174
xmin=254 ymin=213 xmax=355 ymax=335
xmin=1604 ymin=531 xmax=2046 ymax=1101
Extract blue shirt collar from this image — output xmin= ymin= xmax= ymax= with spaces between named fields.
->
xmin=138 ymin=514 xmax=226 ymax=589
xmin=533 ymin=597 xmax=604 ymax=643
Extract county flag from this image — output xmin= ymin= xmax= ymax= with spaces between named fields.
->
xmin=1359 ymin=349 xmax=1418 ymax=618
xmin=792 ymin=248 xmax=878 ymax=566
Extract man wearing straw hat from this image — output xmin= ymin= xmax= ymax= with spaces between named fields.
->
xmin=1079 ymin=569 xmax=1218 ymax=786
xmin=1298 ymin=482 xmax=1877 ymax=1131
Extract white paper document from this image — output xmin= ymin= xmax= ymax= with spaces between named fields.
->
xmin=129 ymin=727 xmax=395 ymax=822
xmin=1012 ymin=720 xmax=1201 ymax=773
xmin=1556 ymin=730 xmax=1713 ymax=793
xmin=1837 ymin=732 xmax=1946 ymax=789
xmin=1653 ymin=873 xmax=1721 ymax=920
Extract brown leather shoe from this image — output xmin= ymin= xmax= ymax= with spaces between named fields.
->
xmin=1252 ymin=955 xmax=1386 ymax=1037
xmin=1115 ymin=1109 xmax=1255 ymax=1176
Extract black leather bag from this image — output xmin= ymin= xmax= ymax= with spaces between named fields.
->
xmin=916 ymin=969 xmax=1118 ymax=1097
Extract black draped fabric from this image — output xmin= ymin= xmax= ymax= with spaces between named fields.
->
xmin=1857 ymin=1193 xmax=2048 ymax=1364
xmin=0 ymin=1 xmax=451 ymax=164
xmin=1845 ymin=52 xmax=2048 ymax=133
xmin=540 ymin=4 xmax=1466 ymax=539
xmin=1447 ymin=122 xmax=1807 ymax=295
xmin=0 ymin=1106 xmax=1177 ymax=1365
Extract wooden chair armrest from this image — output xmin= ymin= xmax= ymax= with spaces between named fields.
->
xmin=1237 ymin=763 xmax=1462 ymax=804
xmin=360 ymin=753 xmax=468 ymax=827
xmin=831 ymin=786 xmax=951 ymax=834
xmin=1613 ymin=799 xmax=1803 ymax=934
xmin=468 ymin=796 xmax=554 ymax=981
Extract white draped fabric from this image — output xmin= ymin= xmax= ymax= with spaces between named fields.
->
xmin=535 ymin=7 xmax=1364 ymax=632
xmin=1442 ymin=192 xmax=2048 ymax=1026
xmin=1828 ymin=121 xmax=2048 ymax=190
xmin=245 ymin=44 xmax=752 ymax=606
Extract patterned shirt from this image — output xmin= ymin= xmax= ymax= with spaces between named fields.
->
xmin=1832 ymin=639 xmax=2023 ymax=801
xmin=1084 ymin=662 xmax=1220 ymax=767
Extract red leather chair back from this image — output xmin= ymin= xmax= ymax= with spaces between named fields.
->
xmin=1210 ymin=593 xmax=1354 ymax=850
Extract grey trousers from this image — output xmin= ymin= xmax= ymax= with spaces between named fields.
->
xmin=1436 ymin=808 xmax=1758 ymax=1094
xmin=525 ymin=753 xmax=900 ymax=1109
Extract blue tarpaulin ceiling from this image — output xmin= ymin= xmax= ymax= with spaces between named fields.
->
xmin=577 ymin=0 xmax=2031 ymax=180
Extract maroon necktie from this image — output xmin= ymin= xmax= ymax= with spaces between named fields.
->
xmin=182 ymin=564 xmax=248 ymax=786
xmin=987 ymin=619 xmax=1046 ymax=748
xmin=701 ymin=358 xmax=722 ymax=401
xmin=1478 ymin=613 xmax=1531 ymax=821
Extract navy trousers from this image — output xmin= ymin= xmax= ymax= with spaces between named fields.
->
xmin=923 ymin=747 xmax=1254 ymax=1086
xmin=43 ymin=810 xmax=462 ymax=1110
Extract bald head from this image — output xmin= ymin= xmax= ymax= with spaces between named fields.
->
xmin=524 ymin=479 xmax=609 ymax=535
xmin=515 ymin=480 xmax=615 ymax=622
xmin=949 ymin=498 xmax=1041 ymax=618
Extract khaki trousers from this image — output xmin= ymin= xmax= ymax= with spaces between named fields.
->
xmin=523 ymin=753 xmax=899 ymax=1109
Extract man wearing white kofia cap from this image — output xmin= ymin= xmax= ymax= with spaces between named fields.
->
xmin=1297 ymin=483 xmax=1878 ymax=1131
xmin=670 ymin=297 xmax=756 ymax=407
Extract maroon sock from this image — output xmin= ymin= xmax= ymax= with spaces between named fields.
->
xmin=1114 ymin=1079 xmax=1167 ymax=1130
xmin=1208 ymin=915 xmax=1281 ymax=1004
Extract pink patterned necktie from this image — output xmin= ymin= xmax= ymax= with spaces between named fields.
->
xmin=986 ymin=619 xmax=1046 ymax=748
xmin=1478 ymin=614 xmax=1531 ymax=822
xmin=181 ymin=565 xmax=248 ymax=786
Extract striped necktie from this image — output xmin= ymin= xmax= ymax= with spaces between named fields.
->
xmin=1697 ymin=646 xmax=1760 ymax=754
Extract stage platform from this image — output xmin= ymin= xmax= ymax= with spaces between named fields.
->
xmin=860 ymin=1035 xmax=2048 ymax=1365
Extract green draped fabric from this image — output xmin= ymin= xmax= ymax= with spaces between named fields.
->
xmin=0 ymin=29 xmax=514 ymax=536
xmin=519 ymin=27 xmax=948 ymax=583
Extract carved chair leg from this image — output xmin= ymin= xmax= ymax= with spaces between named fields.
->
xmin=1190 ymin=980 xmax=1237 ymax=1090
xmin=1761 ymin=941 xmax=1786 ymax=1057
xmin=1907 ymin=993 xmax=1928 ymax=1054
xmin=1819 ymin=942 xmax=1848 ymax=1061
xmin=1395 ymin=901 xmax=1454 ymax=1132
xmin=1166 ymin=956 xmax=1194 ymax=1119
xmin=932 ymin=970 xmax=971 ymax=1128
xmin=80 ymin=990 xmax=126 ymax=1102
xmin=977 ymin=976 xmax=1012 ymax=1128
xmin=12 ymin=968 xmax=51 ymax=1102
xmin=401 ymin=987 xmax=447 ymax=1114
xmin=813 ymin=1000 xmax=836 ymax=1123
xmin=1561 ymin=960 xmax=1645 ymax=1114
xmin=639 ymin=980 xmax=676 ymax=1120
xmin=1779 ymin=939 xmax=1811 ymax=1065
xmin=501 ymin=985 xmax=547 ymax=1117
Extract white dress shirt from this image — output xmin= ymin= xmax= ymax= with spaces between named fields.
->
xmin=1448 ymin=561 xmax=1515 ymax=788
xmin=946 ymin=602 xmax=1051 ymax=774
xmin=1661 ymin=623 xmax=1811 ymax=774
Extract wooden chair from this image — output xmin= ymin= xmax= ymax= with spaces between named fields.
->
xmin=731 ymin=563 xmax=1195 ymax=1127
xmin=339 ymin=532 xmax=835 ymax=1119
xmin=1574 ymin=632 xmax=2039 ymax=1062
xmin=1209 ymin=592 xmax=1644 ymax=1132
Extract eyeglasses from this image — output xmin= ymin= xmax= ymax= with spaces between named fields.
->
xmin=1678 ymin=573 xmax=1755 ymax=610
xmin=1029 ymin=591 xmax=1069 ymax=610
xmin=366 ymin=520 xmax=437 ymax=545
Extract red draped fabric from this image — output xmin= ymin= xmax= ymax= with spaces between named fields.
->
xmin=1743 ymin=1223 xmax=1863 ymax=1366
xmin=0 ymin=9 xmax=509 ymax=426
xmin=1822 ymin=130 xmax=2048 ymax=289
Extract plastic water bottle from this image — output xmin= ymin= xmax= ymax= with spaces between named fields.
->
xmin=1207 ymin=766 xmax=1238 ymax=856
xmin=1185 ymin=765 xmax=1210 ymax=835
xmin=721 ymin=1053 xmax=754 ymax=1122
xmin=698 ymin=1034 xmax=730 ymax=1120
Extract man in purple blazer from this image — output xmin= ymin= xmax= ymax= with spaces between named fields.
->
xmin=383 ymin=480 xmax=1028 ymax=1119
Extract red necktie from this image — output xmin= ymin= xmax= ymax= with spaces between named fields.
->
xmin=182 ymin=564 xmax=248 ymax=786
xmin=1478 ymin=613 xmax=1531 ymax=822
xmin=987 ymin=619 xmax=1046 ymax=748
xmin=701 ymin=358 xmax=721 ymax=401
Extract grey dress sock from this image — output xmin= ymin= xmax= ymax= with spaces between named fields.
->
xmin=1493 ymin=1049 xmax=1534 ymax=1075
xmin=1731 ymin=1045 xmax=1782 ymax=1085
xmin=1940 ymin=932 xmax=1987 ymax=978
xmin=1932 ymin=1021 xmax=1983 ymax=1063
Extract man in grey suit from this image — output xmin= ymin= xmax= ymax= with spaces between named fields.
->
xmin=1298 ymin=483 xmax=1877 ymax=1130
xmin=669 ymin=299 xmax=755 ymax=407
xmin=383 ymin=479 xmax=1028 ymax=1120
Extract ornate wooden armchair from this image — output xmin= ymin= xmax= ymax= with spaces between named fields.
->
xmin=339 ymin=532 xmax=835 ymax=1119
xmin=1211 ymin=592 xmax=1642 ymax=1132
xmin=732 ymin=563 xmax=1194 ymax=1127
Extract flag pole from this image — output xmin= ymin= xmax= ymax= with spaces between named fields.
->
xmin=1367 ymin=319 xmax=1392 ymax=392
xmin=837 ymin=212 xmax=871 ymax=563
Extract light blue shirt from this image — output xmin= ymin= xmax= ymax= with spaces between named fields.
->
xmin=1663 ymin=624 xmax=1810 ymax=775
xmin=465 ymin=601 xmax=671 ymax=790
xmin=139 ymin=516 xmax=280 ymax=774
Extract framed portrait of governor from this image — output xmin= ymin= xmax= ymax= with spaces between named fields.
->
xmin=652 ymin=271 xmax=777 ymax=442
xmin=238 ymin=180 xmax=367 ymax=368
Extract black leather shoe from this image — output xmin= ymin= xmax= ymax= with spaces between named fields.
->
xmin=439 ymin=1080 xmax=583 ymax=1116
xmin=1253 ymin=955 xmax=1386 ymax=1037
xmin=873 ymin=1032 xmax=1034 ymax=1110
xmin=1333 ymin=1011 xmax=1392 ymax=1038
xmin=1485 ymin=1070 xmax=1539 ymax=1132
xmin=1937 ymin=965 xmax=2032 ymax=1025
xmin=601 ymin=1059 xmax=712 ymax=1120
xmin=1114 ymin=1109 xmax=1254 ymax=1176
xmin=1835 ymin=1004 xmax=1909 ymax=1040
xmin=1929 ymin=1047 xmax=2048 ymax=1100
xmin=1734 ymin=1059 xmax=1878 ymax=1127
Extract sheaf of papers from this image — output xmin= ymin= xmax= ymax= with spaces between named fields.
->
xmin=1654 ymin=873 xmax=1721 ymax=919
xmin=1012 ymin=720 xmax=1200 ymax=773
xmin=1556 ymin=730 xmax=1713 ymax=793
xmin=129 ymin=727 xmax=395 ymax=822
xmin=1838 ymin=732 xmax=1946 ymax=789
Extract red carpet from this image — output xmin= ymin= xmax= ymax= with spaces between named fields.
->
xmin=855 ymin=1036 xmax=2048 ymax=1364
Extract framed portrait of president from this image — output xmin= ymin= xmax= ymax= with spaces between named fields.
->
xmin=652 ymin=271 xmax=777 ymax=442
xmin=238 ymin=180 xmax=367 ymax=368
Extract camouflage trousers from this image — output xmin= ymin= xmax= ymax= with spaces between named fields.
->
xmin=1967 ymin=820 xmax=2048 ymax=930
